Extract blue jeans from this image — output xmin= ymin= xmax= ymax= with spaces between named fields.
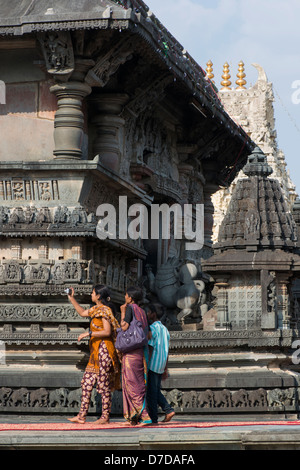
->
xmin=146 ymin=370 xmax=174 ymax=423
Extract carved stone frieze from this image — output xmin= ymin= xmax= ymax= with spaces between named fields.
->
xmin=0 ymin=261 xmax=22 ymax=284
xmin=0 ymin=256 xmax=137 ymax=297
xmin=161 ymin=387 xmax=297 ymax=413
xmin=0 ymin=304 xmax=87 ymax=322
xmin=0 ymin=385 xmax=297 ymax=414
xmin=0 ymin=324 xmax=82 ymax=345
xmin=1 ymin=324 xmax=295 ymax=347
xmin=0 ymin=204 xmax=95 ymax=233
xmin=52 ymin=205 xmax=95 ymax=229
xmin=52 ymin=260 xmax=82 ymax=283
xmin=23 ymin=264 xmax=50 ymax=284
xmin=3 ymin=206 xmax=51 ymax=226
xmin=0 ymin=260 xmax=93 ymax=286
xmin=0 ymin=284 xmax=92 ymax=298
xmin=0 ymin=386 xmax=123 ymax=414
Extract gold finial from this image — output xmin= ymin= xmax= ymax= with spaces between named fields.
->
xmin=236 ymin=61 xmax=247 ymax=89
xmin=206 ymin=60 xmax=214 ymax=83
xmin=221 ymin=62 xmax=231 ymax=90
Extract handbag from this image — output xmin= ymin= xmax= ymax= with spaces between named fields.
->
xmin=116 ymin=306 xmax=147 ymax=353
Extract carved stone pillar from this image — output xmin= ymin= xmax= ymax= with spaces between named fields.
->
xmin=215 ymin=276 xmax=230 ymax=330
xmin=38 ymin=30 xmax=94 ymax=160
xmin=91 ymin=93 xmax=129 ymax=172
xmin=277 ymin=274 xmax=291 ymax=329
xmin=50 ymin=81 xmax=91 ymax=160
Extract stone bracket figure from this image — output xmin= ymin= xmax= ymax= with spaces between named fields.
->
xmin=38 ymin=31 xmax=75 ymax=78
xmin=261 ymin=270 xmax=277 ymax=330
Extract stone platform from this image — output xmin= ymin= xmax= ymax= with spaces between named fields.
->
xmin=1 ymin=414 xmax=300 ymax=451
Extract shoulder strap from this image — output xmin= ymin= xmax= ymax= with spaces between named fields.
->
xmin=130 ymin=303 xmax=138 ymax=320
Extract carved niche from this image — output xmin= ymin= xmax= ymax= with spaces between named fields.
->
xmin=52 ymin=260 xmax=82 ymax=284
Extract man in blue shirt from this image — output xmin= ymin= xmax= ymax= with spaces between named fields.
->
xmin=146 ymin=304 xmax=175 ymax=424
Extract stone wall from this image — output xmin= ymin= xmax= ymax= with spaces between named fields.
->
xmin=0 ymin=48 xmax=58 ymax=161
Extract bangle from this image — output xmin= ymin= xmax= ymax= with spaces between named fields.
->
xmin=89 ymin=330 xmax=92 ymax=338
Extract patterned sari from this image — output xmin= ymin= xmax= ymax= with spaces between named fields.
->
xmin=86 ymin=304 xmax=121 ymax=391
xmin=121 ymin=303 xmax=152 ymax=424
xmin=76 ymin=304 xmax=121 ymax=421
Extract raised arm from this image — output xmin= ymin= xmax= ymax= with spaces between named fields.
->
xmin=68 ymin=288 xmax=90 ymax=317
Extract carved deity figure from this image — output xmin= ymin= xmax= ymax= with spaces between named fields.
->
xmin=39 ymin=32 xmax=74 ymax=75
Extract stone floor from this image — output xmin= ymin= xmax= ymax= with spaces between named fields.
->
xmin=1 ymin=414 xmax=300 ymax=450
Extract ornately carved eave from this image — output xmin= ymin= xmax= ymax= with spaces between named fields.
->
xmin=0 ymin=1 xmax=135 ymax=35
xmin=202 ymin=249 xmax=300 ymax=273
xmin=0 ymin=2 xmax=254 ymax=173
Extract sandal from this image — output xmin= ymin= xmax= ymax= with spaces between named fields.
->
xmin=139 ymin=419 xmax=152 ymax=426
xmin=162 ymin=411 xmax=175 ymax=423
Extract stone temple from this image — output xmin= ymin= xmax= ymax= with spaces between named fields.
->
xmin=0 ymin=0 xmax=300 ymax=418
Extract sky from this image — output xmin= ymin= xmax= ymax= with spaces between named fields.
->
xmin=144 ymin=0 xmax=300 ymax=196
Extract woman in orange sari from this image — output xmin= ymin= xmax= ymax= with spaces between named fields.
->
xmin=67 ymin=285 xmax=120 ymax=424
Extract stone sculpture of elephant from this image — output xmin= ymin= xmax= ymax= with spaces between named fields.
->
xmin=7 ymin=388 xmax=30 ymax=407
xmin=147 ymin=257 xmax=210 ymax=324
xmin=49 ymin=387 xmax=68 ymax=408
xmin=30 ymin=388 xmax=49 ymax=407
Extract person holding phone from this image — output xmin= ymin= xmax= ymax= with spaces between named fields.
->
xmin=67 ymin=285 xmax=121 ymax=425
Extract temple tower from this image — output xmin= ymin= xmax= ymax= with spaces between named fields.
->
xmin=0 ymin=0 xmax=254 ymax=416
xmin=203 ymin=146 xmax=300 ymax=331
xmin=208 ymin=61 xmax=297 ymax=242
